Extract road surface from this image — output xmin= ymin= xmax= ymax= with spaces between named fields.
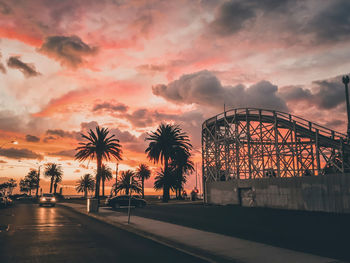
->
xmin=0 ymin=203 xmax=207 ymax=263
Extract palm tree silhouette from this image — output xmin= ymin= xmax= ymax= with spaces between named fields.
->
xmin=113 ymin=170 xmax=141 ymax=195
xmin=154 ymin=168 xmax=175 ymax=195
xmin=76 ymin=174 xmax=95 ymax=198
xmin=75 ymin=126 xmax=122 ymax=203
xmin=44 ymin=163 xmax=63 ymax=193
xmin=146 ymin=123 xmax=192 ymax=202
xmin=100 ymin=164 xmax=113 ymax=197
xmin=136 ymin=164 xmax=151 ymax=199
xmin=171 ymin=148 xmax=194 ymax=198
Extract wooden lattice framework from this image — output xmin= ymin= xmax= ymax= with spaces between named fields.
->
xmin=202 ymin=108 xmax=350 ymax=182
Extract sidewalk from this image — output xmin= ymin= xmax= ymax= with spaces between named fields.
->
xmin=60 ymin=203 xmax=341 ymax=263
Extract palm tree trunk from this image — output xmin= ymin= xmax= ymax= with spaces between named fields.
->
xmin=84 ymin=187 xmax=87 ymax=198
xmin=54 ymin=183 xmax=57 ymax=194
xmin=96 ymin=156 xmax=102 ymax=202
xmin=163 ymin=159 xmax=169 ymax=202
xmin=142 ymin=177 xmax=145 ymax=199
xmin=50 ymin=177 xmax=54 ymax=193
xmin=102 ymin=178 xmax=105 ymax=197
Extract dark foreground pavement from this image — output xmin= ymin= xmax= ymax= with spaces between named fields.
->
xmin=0 ymin=204 xmax=207 ymax=263
xmin=124 ymin=202 xmax=350 ymax=262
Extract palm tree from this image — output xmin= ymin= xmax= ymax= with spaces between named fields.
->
xmin=113 ymin=170 xmax=141 ymax=195
xmin=44 ymin=163 xmax=63 ymax=193
xmin=171 ymin=148 xmax=194 ymax=198
xmin=75 ymin=126 xmax=122 ymax=202
xmin=154 ymin=168 xmax=175 ymax=194
xmin=76 ymin=174 xmax=95 ymax=198
xmin=53 ymin=172 xmax=62 ymax=194
xmin=146 ymin=123 xmax=192 ymax=202
xmin=136 ymin=164 xmax=151 ymax=199
xmin=20 ymin=170 xmax=38 ymax=195
xmin=7 ymin=179 xmax=17 ymax=195
xmin=100 ymin=164 xmax=113 ymax=197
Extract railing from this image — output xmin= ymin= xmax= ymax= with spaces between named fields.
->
xmin=203 ymin=108 xmax=347 ymax=142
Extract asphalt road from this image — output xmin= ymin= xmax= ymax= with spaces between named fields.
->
xmin=0 ymin=203 xmax=207 ymax=263
xmin=126 ymin=202 xmax=350 ymax=262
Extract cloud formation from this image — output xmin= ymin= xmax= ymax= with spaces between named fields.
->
xmin=92 ymin=102 xmax=128 ymax=113
xmin=279 ymin=74 xmax=349 ymax=110
xmin=48 ymin=149 xmax=76 ymax=158
xmin=46 ymin=129 xmax=80 ymax=139
xmin=38 ymin=35 xmax=97 ymax=68
xmin=0 ymin=147 xmax=43 ymax=160
xmin=153 ymin=70 xmax=287 ymax=111
xmin=25 ymin=134 xmax=40 ymax=142
xmin=7 ymin=56 xmax=40 ymax=77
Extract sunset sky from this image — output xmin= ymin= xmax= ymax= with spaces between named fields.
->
xmin=0 ymin=0 xmax=350 ymax=194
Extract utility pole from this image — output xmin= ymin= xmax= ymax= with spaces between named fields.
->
xmin=115 ymin=163 xmax=119 ymax=196
xmin=342 ymin=75 xmax=350 ymax=140
xmin=36 ymin=165 xmax=41 ymax=197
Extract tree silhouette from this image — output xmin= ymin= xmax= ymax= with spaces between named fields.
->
xmin=146 ymin=124 xmax=192 ymax=202
xmin=113 ymin=170 xmax=141 ymax=195
xmin=136 ymin=164 xmax=151 ymax=199
xmin=75 ymin=126 xmax=122 ymax=203
xmin=76 ymin=174 xmax=95 ymax=198
xmin=100 ymin=164 xmax=113 ymax=197
xmin=44 ymin=163 xmax=63 ymax=193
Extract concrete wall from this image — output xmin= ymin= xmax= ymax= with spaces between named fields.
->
xmin=205 ymin=174 xmax=350 ymax=213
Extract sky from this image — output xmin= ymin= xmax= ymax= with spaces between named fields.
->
xmin=0 ymin=0 xmax=350 ymax=194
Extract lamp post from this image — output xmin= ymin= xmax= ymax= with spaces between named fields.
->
xmin=342 ymin=75 xmax=350 ymax=140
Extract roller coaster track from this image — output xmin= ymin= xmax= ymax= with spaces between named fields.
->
xmin=202 ymin=108 xmax=350 ymax=181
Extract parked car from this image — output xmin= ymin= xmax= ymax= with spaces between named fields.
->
xmin=15 ymin=194 xmax=34 ymax=201
xmin=0 ymin=196 xmax=7 ymax=208
xmin=5 ymin=196 xmax=13 ymax=206
xmin=39 ymin=193 xmax=56 ymax=207
xmin=0 ymin=196 xmax=13 ymax=208
xmin=106 ymin=195 xmax=147 ymax=209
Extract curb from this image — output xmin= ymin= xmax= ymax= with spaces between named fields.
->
xmin=59 ymin=204 xmax=235 ymax=263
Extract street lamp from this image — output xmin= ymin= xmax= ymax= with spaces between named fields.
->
xmin=342 ymin=75 xmax=350 ymax=140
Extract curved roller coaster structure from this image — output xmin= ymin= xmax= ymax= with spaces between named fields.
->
xmin=202 ymin=108 xmax=350 ymax=182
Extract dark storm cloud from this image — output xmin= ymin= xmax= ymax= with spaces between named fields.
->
xmin=0 ymin=147 xmax=43 ymax=160
xmin=38 ymin=35 xmax=97 ymax=68
xmin=48 ymin=149 xmax=76 ymax=158
xmin=153 ymin=70 xmax=287 ymax=111
xmin=92 ymin=102 xmax=128 ymax=113
xmin=279 ymin=74 xmax=349 ymax=110
xmin=0 ymin=1 xmax=12 ymax=14
xmin=209 ymin=0 xmax=295 ymax=36
xmin=7 ymin=56 xmax=40 ymax=77
xmin=209 ymin=1 xmax=256 ymax=35
xmin=46 ymin=129 xmax=80 ymax=139
xmin=209 ymin=0 xmax=350 ymax=44
xmin=311 ymin=79 xmax=345 ymax=109
xmin=25 ymin=134 xmax=40 ymax=142
xmin=307 ymin=0 xmax=350 ymax=42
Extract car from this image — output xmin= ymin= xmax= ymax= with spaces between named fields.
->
xmin=0 ymin=196 xmax=13 ymax=208
xmin=0 ymin=196 xmax=7 ymax=208
xmin=39 ymin=193 xmax=56 ymax=207
xmin=106 ymin=195 xmax=147 ymax=209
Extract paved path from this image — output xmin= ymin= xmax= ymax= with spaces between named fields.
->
xmin=61 ymin=203 xmax=342 ymax=263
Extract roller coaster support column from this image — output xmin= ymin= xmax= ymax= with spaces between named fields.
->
xmin=342 ymin=75 xmax=350 ymax=140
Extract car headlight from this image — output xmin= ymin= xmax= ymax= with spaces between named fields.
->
xmin=41 ymin=197 xmax=46 ymax=201
xmin=52 ymin=197 xmax=56 ymax=201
